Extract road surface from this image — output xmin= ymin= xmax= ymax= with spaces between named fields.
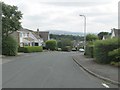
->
xmin=2 ymin=51 xmax=117 ymax=88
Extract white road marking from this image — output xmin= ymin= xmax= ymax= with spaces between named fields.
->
xmin=102 ymin=83 xmax=110 ymax=88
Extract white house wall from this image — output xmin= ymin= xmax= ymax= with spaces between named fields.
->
xmin=18 ymin=31 xmax=43 ymax=46
xmin=111 ymin=30 xmax=115 ymax=38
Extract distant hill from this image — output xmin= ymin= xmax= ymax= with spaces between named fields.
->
xmin=49 ymin=30 xmax=84 ymax=36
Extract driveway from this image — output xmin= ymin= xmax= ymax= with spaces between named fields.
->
xmin=2 ymin=51 xmax=117 ymax=88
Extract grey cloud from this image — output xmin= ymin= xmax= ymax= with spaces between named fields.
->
xmin=41 ymin=2 xmax=110 ymax=7
xmin=92 ymin=15 xmax=117 ymax=24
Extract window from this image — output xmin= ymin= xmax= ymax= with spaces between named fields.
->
xmin=20 ymin=32 xmax=22 ymax=37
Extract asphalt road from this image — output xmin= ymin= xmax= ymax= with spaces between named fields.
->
xmin=2 ymin=51 xmax=117 ymax=88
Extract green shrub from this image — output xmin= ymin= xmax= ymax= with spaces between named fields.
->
xmin=108 ymin=48 xmax=120 ymax=62
xmin=57 ymin=39 xmax=73 ymax=49
xmin=62 ymin=46 xmax=71 ymax=52
xmin=85 ymin=45 xmax=94 ymax=58
xmin=94 ymin=38 xmax=120 ymax=64
xmin=18 ymin=46 xmax=43 ymax=53
xmin=45 ymin=40 xmax=57 ymax=50
xmin=2 ymin=36 xmax=18 ymax=56
xmin=18 ymin=47 xmax=25 ymax=52
xmin=110 ymin=61 xmax=120 ymax=67
xmin=24 ymin=46 xmax=43 ymax=53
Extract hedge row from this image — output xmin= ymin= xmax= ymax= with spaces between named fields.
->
xmin=94 ymin=38 xmax=119 ymax=64
xmin=85 ymin=45 xmax=94 ymax=58
xmin=108 ymin=48 xmax=120 ymax=62
xmin=18 ymin=46 xmax=43 ymax=53
xmin=2 ymin=36 xmax=18 ymax=56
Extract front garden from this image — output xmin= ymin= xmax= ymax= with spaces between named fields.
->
xmin=85 ymin=38 xmax=120 ymax=67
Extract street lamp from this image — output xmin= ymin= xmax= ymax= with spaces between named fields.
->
xmin=79 ymin=15 xmax=86 ymax=50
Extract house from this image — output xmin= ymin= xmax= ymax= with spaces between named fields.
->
xmin=12 ymin=28 xmax=44 ymax=47
xmin=35 ymin=29 xmax=50 ymax=42
xmin=111 ymin=28 xmax=120 ymax=38
xmin=102 ymin=35 xmax=110 ymax=40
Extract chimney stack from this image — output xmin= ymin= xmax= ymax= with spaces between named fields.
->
xmin=37 ymin=28 xmax=39 ymax=32
xmin=37 ymin=28 xmax=39 ymax=35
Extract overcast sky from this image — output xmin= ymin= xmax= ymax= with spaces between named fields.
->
xmin=4 ymin=0 xmax=119 ymax=33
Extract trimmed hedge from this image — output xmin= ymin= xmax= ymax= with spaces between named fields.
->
xmin=108 ymin=48 xmax=120 ymax=62
xmin=2 ymin=36 xmax=18 ymax=56
xmin=62 ymin=46 xmax=71 ymax=52
xmin=45 ymin=40 xmax=57 ymax=50
xmin=85 ymin=45 xmax=94 ymax=58
xmin=18 ymin=46 xmax=43 ymax=53
xmin=94 ymin=38 xmax=119 ymax=64
xmin=18 ymin=47 xmax=25 ymax=52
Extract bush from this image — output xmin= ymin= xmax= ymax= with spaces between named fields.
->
xmin=108 ymin=48 xmax=120 ymax=62
xmin=57 ymin=39 xmax=73 ymax=49
xmin=85 ymin=45 xmax=94 ymax=58
xmin=62 ymin=46 xmax=71 ymax=52
xmin=18 ymin=46 xmax=43 ymax=53
xmin=2 ymin=36 xmax=18 ymax=56
xmin=18 ymin=47 xmax=25 ymax=52
xmin=110 ymin=61 xmax=120 ymax=67
xmin=94 ymin=38 xmax=119 ymax=64
xmin=45 ymin=40 xmax=57 ymax=50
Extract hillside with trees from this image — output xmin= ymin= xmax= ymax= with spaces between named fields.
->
xmin=50 ymin=34 xmax=84 ymax=41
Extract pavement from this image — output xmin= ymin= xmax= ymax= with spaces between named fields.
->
xmin=72 ymin=53 xmax=120 ymax=86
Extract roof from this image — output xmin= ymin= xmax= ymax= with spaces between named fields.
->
xmin=112 ymin=29 xmax=120 ymax=37
xmin=31 ymin=32 xmax=41 ymax=39
xmin=18 ymin=28 xmax=33 ymax=33
xmin=23 ymin=37 xmax=34 ymax=41
xmin=18 ymin=28 xmax=42 ymax=39
xmin=112 ymin=28 xmax=120 ymax=37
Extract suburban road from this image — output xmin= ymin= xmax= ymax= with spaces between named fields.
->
xmin=2 ymin=52 xmax=118 ymax=88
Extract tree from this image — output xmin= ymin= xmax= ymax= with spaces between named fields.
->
xmin=97 ymin=32 xmax=109 ymax=40
xmin=2 ymin=2 xmax=22 ymax=38
xmin=45 ymin=40 xmax=57 ymax=50
xmin=58 ymin=39 xmax=73 ymax=48
xmin=86 ymin=34 xmax=98 ymax=41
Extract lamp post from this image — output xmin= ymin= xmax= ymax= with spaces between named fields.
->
xmin=79 ymin=15 xmax=86 ymax=50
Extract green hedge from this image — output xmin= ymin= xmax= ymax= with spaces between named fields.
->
xmin=85 ymin=45 xmax=94 ymax=58
xmin=94 ymin=38 xmax=119 ymax=64
xmin=2 ymin=36 xmax=18 ymax=56
xmin=45 ymin=40 xmax=57 ymax=50
xmin=62 ymin=46 xmax=71 ymax=52
xmin=18 ymin=46 xmax=43 ymax=53
xmin=18 ymin=47 xmax=25 ymax=52
xmin=108 ymin=48 xmax=120 ymax=62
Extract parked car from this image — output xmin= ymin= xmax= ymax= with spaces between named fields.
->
xmin=79 ymin=48 xmax=85 ymax=52
xmin=72 ymin=48 xmax=77 ymax=51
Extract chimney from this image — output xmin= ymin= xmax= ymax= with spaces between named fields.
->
xmin=37 ymin=28 xmax=39 ymax=35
